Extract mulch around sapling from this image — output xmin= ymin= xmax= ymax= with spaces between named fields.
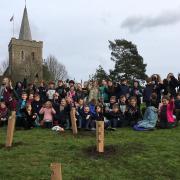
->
xmin=83 ymin=142 xmax=146 ymax=159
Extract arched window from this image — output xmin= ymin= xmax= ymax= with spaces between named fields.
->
xmin=32 ymin=52 xmax=35 ymax=61
xmin=21 ymin=51 xmax=24 ymax=60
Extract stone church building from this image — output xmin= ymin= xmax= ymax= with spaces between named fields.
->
xmin=4 ymin=6 xmax=43 ymax=83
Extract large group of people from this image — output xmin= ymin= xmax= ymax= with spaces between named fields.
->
xmin=0 ymin=73 xmax=180 ymax=132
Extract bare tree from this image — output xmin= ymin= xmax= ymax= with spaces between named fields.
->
xmin=0 ymin=58 xmax=9 ymax=75
xmin=45 ymin=55 xmax=68 ymax=81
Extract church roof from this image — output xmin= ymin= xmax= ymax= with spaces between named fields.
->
xmin=19 ymin=6 xmax=32 ymax=41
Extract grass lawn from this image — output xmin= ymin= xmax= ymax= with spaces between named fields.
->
xmin=0 ymin=127 xmax=180 ymax=180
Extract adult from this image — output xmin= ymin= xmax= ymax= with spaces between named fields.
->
xmin=107 ymin=80 xmax=117 ymax=101
xmin=0 ymin=77 xmax=17 ymax=110
xmin=88 ymin=81 xmax=99 ymax=103
xmin=116 ymin=78 xmax=130 ymax=99
xmin=162 ymin=73 xmax=179 ymax=97
xmin=99 ymin=80 xmax=109 ymax=103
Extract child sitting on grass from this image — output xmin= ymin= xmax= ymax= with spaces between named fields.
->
xmin=126 ymin=97 xmax=142 ymax=127
xmin=20 ymin=104 xmax=37 ymax=129
xmin=159 ymin=95 xmax=176 ymax=129
xmin=39 ymin=101 xmax=56 ymax=128
xmin=175 ymin=93 xmax=180 ymax=125
xmin=0 ymin=101 xmax=9 ymax=127
xmin=76 ymin=98 xmax=84 ymax=128
xmin=104 ymin=96 xmax=116 ymax=112
xmin=119 ymin=95 xmax=128 ymax=127
xmin=82 ymin=105 xmax=94 ymax=131
xmin=106 ymin=104 xmax=121 ymax=130
xmin=16 ymin=91 xmax=28 ymax=128
xmin=54 ymin=98 xmax=68 ymax=128
xmin=133 ymin=94 xmax=158 ymax=131
xmin=93 ymin=105 xmax=110 ymax=129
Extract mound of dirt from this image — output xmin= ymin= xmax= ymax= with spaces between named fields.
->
xmin=83 ymin=142 xmax=146 ymax=159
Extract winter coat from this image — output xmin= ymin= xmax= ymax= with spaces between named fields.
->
xmin=39 ymin=107 xmax=56 ymax=121
xmin=31 ymin=100 xmax=43 ymax=115
xmin=99 ymin=86 xmax=109 ymax=102
xmin=136 ymin=106 xmax=158 ymax=129
xmin=143 ymin=84 xmax=153 ymax=102
xmin=116 ymin=84 xmax=129 ymax=98
xmin=88 ymin=87 xmax=99 ymax=102
xmin=159 ymin=100 xmax=175 ymax=123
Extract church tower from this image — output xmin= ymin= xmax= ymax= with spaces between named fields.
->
xmin=7 ymin=6 xmax=43 ymax=83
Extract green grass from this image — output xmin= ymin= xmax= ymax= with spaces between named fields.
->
xmin=0 ymin=127 xmax=180 ymax=180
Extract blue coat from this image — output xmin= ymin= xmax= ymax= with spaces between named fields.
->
xmin=137 ymin=106 xmax=158 ymax=129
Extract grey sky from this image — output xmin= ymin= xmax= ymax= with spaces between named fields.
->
xmin=0 ymin=0 xmax=180 ymax=81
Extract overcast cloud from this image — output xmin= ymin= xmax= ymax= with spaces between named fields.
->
xmin=121 ymin=7 xmax=180 ymax=32
xmin=0 ymin=0 xmax=180 ymax=81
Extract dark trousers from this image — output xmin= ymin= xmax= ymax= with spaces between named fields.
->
xmin=85 ymin=119 xmax=95 ymax=129
xmin=110 ymin=118 xmax=118 ymax=128
xmin=44 ymin=121 xmax=52 ymax=129
xmin=176 ymin=109 xmax=180 ymax=122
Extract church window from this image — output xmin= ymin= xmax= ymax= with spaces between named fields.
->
xmin=21 ymin=51 xmax=24 ymax=61
xmin=32 ymin=52 xmax=35 ymax=61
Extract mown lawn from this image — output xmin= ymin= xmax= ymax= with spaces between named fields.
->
xmin=0 ymin=126 xmax=180 ymax=180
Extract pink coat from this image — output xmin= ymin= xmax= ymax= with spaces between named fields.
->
xmin=39 ymin=107 xmax=56 ymax=122
xmin=160 ymin=100 xmax=175 ymax=123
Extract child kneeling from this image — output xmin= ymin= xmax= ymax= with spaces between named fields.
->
xmin=39 ymin=101 xmax=56 ymax=128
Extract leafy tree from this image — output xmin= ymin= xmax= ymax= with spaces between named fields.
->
xmin=93 ymin=65 xmax=109 ymax=83
xmin=109 ymin=39 xmax=147 ymax=81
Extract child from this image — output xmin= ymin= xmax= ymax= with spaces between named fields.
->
xmin=31 ymin=94 xmax=43 ymax=126
xmin=54 ymin=98 xmax=68 ymax=127
xmin=39 ymin=101 xmax=56 ymax=128
xmin=89 ymin=99 xmax=97 ymax=116
xmin=16 ymin=92 xmax=28 ymax=127
xmin=65 ymin=96 xmax=73 ymax=129
xmin=27 ymin=93 xmax=34 ymax=104
xmin=82 ymin=105 xmax=94 ymax=130
xmin=175 ymin=93 xmax=180 ymax=124
xmin=76 ymin=98 xmax=84 ymax=128
xmin=37 ymin=81 xmax=47 ymax=103
xmin=93 ymin=105 xmax=110 ymax=129
xmin=143 ymin=78 xmax=153 ymax=107
xmin=46 ymin=82 xmax=56 ymax=101
xmin=0 ymin=101 xmax=9 ymax=127
xmin=56 ymin=80 xmax=66 ymax=99
xmin=52 ymin=92 xmax=60 ymax=113
xmin=159 ymin=96 xmax=176 ymax=129
xmin=104 ymin=96 xmax=116 ymax=113
xmin=130 ymin=81 xmax=142 ymax=107
xmin=119 ymin=95 xmax=128 ymax=127
xmin=99 ymin=80 xmax=109 ymax=103
xmin=116 ymin=78 xmax=129 ymax=99
xmin=119 ymin=95 xmax=127 ymax=114
xmin=20 ymin=104 xmax=37 ymax=129
xmin=67 ymin=86 xmax=77 ymax=102
xmin=126 ymin=97 xmax=142 ymax=127
xmin=134 ymin=95 xmax=158 ymax=131
xmin=106 ymin=104 xmax=121 ymax=130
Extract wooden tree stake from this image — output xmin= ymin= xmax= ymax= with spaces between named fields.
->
xmin=96 ymin=121 xmax=104 ymax=153
xmin=70 ymin=107 xmax=78 ymax=134
xmin=50 ymin=163 xmax=62 ymax=180
xmin=5 ymin=111 xmax=16 ymax=148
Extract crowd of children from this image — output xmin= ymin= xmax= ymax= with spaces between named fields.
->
xmin=0 ymin=73 xmax=180 ymax=132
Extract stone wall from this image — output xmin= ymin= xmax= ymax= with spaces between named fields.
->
xmin=7 ymin=38 xmax=43 ymax=83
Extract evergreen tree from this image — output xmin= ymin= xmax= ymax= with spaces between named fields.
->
xmin=93 ymin=65 xmax=109 ymax=83
xmin=109 ymin=39 xmax=147 ymax=81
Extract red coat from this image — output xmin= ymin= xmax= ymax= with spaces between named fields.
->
xmin=160 ymin=100 xmax=175 ymax=123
